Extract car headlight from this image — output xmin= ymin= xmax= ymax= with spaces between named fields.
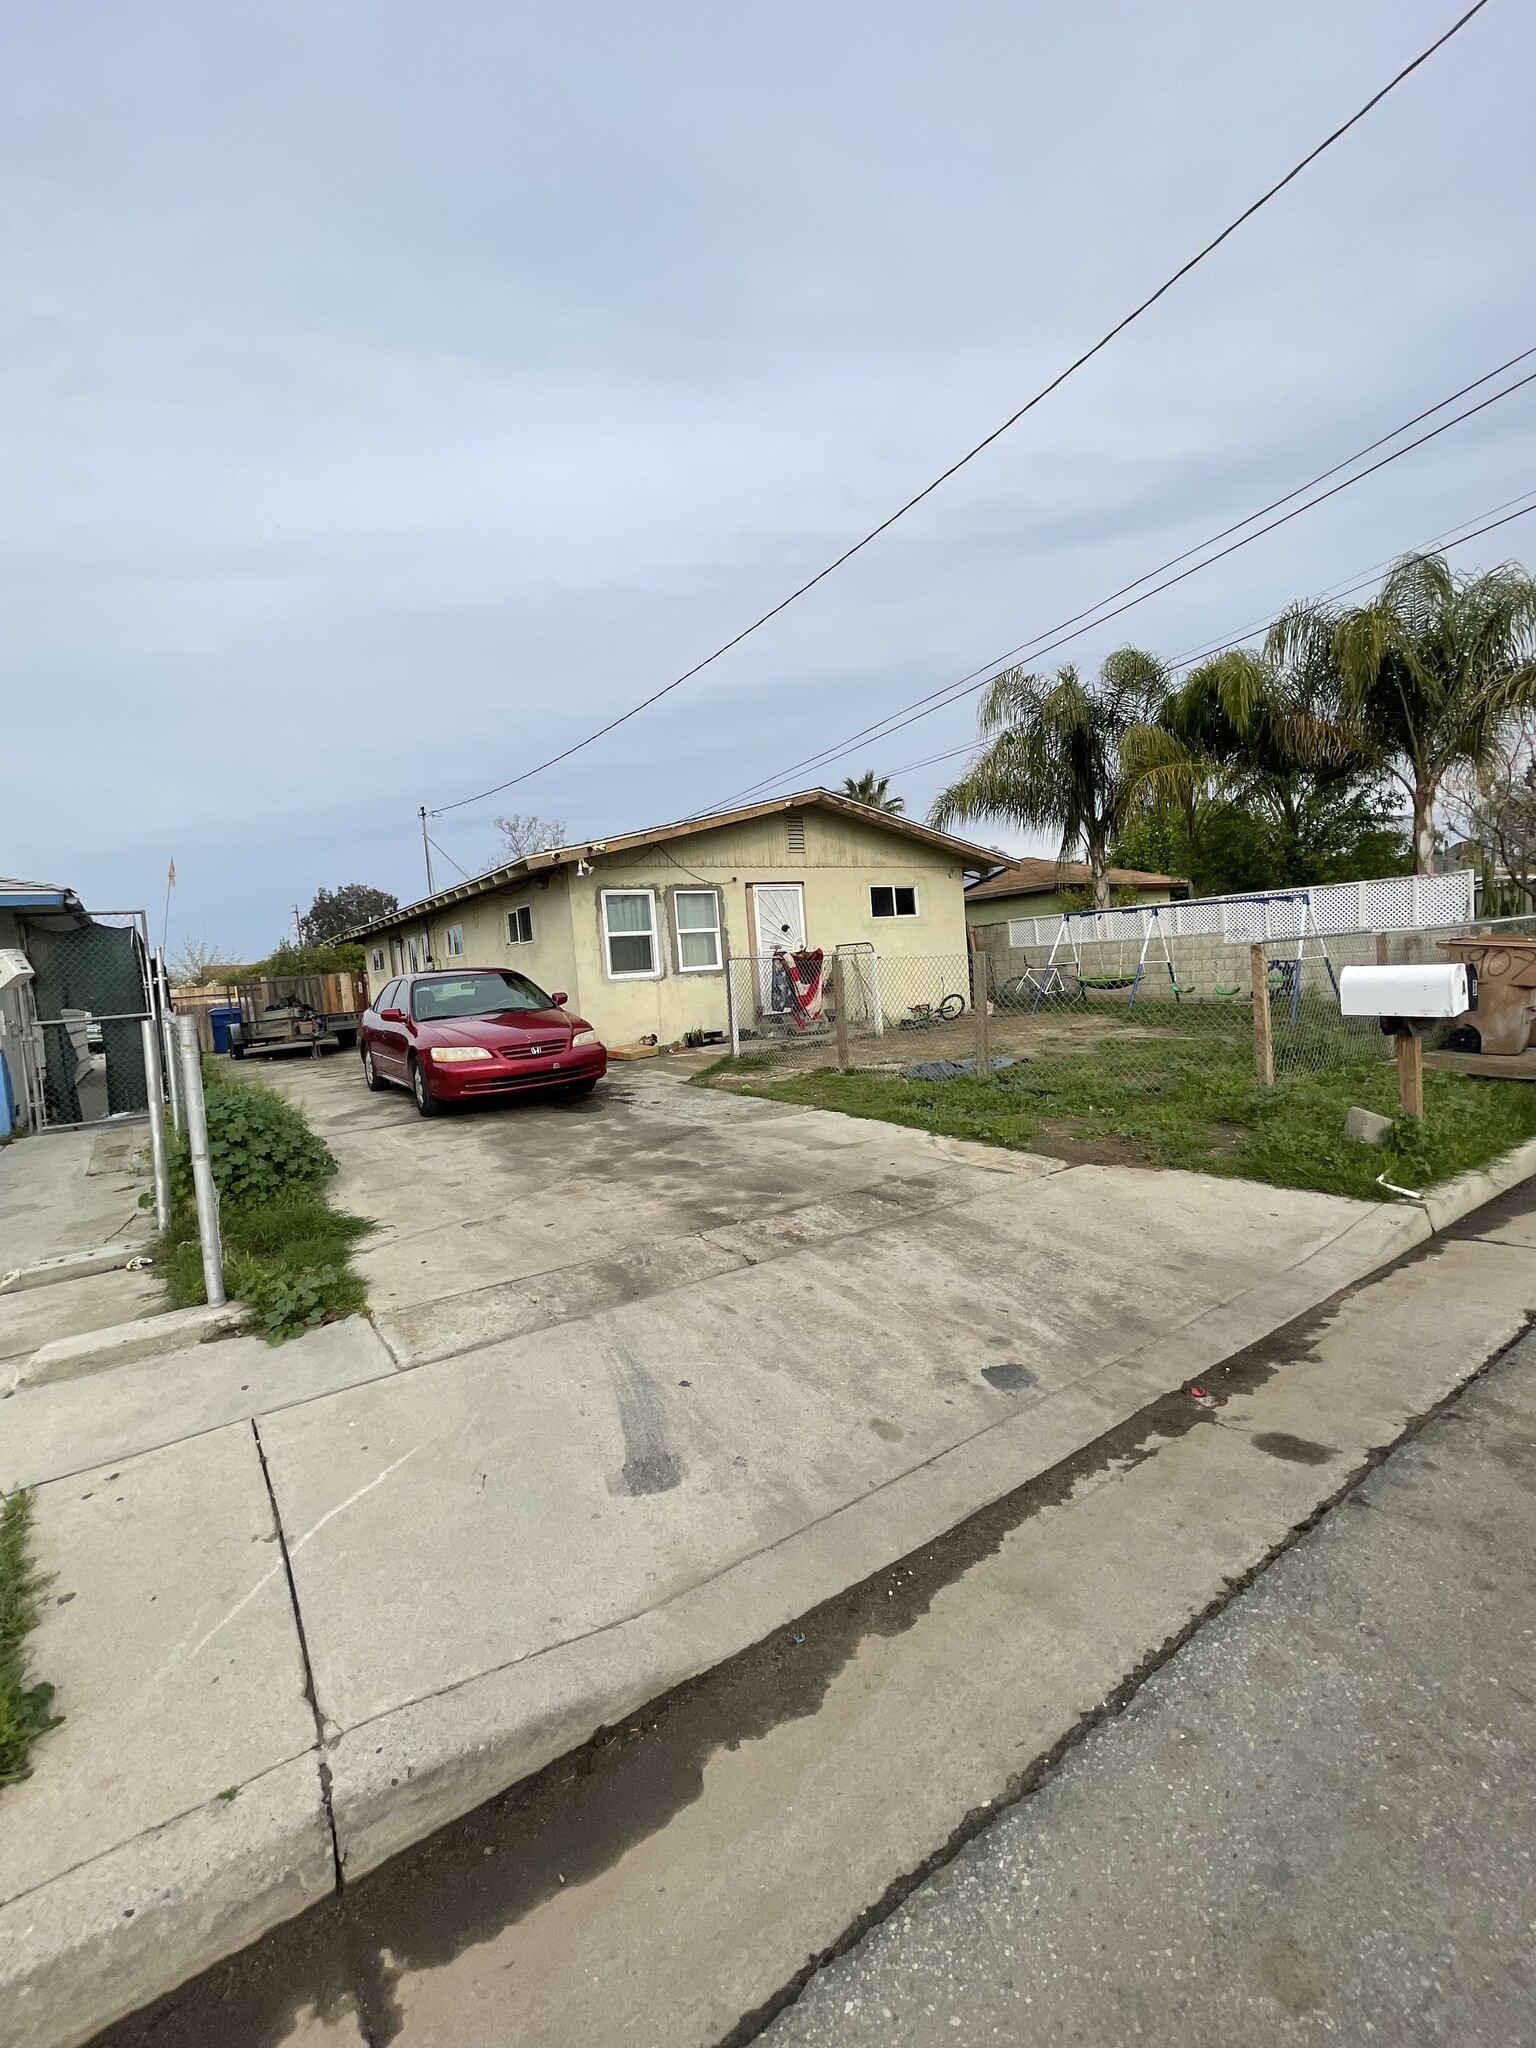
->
xmin=429 ymin=1045 xmax=494 ymax=1063
xmin=570 ymin=1028 xmax=600 ymax=1047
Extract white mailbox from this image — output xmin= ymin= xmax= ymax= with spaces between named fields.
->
xmin=1339 ymin=962 xmax=1471 ymax=1020
xmin=0 ymin=949 xmax=35 ymax=991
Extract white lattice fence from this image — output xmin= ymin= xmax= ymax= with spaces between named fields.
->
xmin=1006 ymin=870 xmax=1476 ymax=951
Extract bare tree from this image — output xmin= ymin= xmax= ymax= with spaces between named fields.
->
xmin=493 ymin=814 xmax=568 ymax=862
xmin=166 ymin=934 xmax=241 ymax=986
xmin=1443 ymin=714 xmax=1536 ymax=912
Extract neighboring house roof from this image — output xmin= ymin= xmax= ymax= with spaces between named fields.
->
xmin=965 ymin=858 xmax=1184 ymax=904
xmin=349 ymin=790 xmax=1004 ymax=938
xmin=0 ymin=878 xmax=80 ymax=909
xmin=0 ymin=878 xmax=91 ymax=929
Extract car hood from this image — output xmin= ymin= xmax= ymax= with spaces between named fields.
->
xmin=416 ymin=1007 xmax=573 ymax=1046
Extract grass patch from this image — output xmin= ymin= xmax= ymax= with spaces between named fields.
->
xmin=1 ymin=1489 xmax=62 ymax=1787
xmin=697 ymin=1038 xmax=1536 ymax=1202
xmin=160 ymin=1063 xmax=372 ymax=1341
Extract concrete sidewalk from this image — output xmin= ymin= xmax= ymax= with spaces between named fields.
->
xmin=4 ymin=1058 xmax=1532 ymax=2048
xmin=0 ymin=1125 xmax=161 ymax=1367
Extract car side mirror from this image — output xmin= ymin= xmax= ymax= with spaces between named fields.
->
xmin=550 ymin=991 xmax=568 ymax=1007
xmin=380 ymin=1007 xmax=404 ymax=1022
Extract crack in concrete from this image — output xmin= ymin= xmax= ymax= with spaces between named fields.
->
xmin=251 ymin=1417 xmax=343 ymax=1893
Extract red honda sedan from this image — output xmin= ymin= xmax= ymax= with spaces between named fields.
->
xmin=359 ymin=969 xmax=607 ymax=1117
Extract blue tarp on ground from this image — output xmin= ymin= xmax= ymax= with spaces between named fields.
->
xmin=902 ymin=1056 xmax=1019 ymax=1081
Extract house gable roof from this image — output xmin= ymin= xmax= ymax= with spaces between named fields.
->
xmin=965 ymin=857 xmax=1183 ymax=903
xmin=350 ymin=791 xmax=1004 ymax=938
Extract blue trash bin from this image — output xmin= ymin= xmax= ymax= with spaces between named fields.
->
xmin=208 ymin=1005 xmax=240 ymax=1055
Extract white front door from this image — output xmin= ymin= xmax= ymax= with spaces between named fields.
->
xmin=751 ymin=883 xmax=806 ymax=1012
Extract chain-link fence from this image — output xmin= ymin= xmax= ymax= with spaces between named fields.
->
xmin=718 ymin=914 xmax=1536 ymax=1098
xmin=19 ymin=912 xmax=155 ymax=1130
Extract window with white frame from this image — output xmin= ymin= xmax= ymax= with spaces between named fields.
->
xmin=446 ymin=923 xmax=464 ymax=957
xmin=674 ymin=889 xmax=722 ymax=971
xmin=870 ymin=885 xmax=919 ymax=918
xmin=370 ymin=947 xmax=385 ymax=973
xmin=601 ymin=889 xmax=660 ymax=978
xmin=407 ymin=937 xmax=419 ymax=969
xmin=506 ymin=905 xmax=533 ymax=945
xmin=391 ymin=939 xmax=404 ymax=974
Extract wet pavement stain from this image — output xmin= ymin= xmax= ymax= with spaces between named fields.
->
xmin=981 ymin=1363 xmax=1039 ymax=1393
xmin=1251 ymin=1431 xmax=1335 ymax=1466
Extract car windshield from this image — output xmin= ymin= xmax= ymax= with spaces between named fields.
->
xmin=411 ymin=971 xmax=554 ymax=1021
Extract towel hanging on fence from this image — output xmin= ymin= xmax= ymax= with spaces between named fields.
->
xmin=773 ymin=947 xmax=825 ymax=1029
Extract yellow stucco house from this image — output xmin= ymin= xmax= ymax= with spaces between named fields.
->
xmin=350 ymin=791 xmax=998 ymax=1048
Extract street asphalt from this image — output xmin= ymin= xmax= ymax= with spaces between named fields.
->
xmin=763 ymin=1323 xmax=1536 ymax=2047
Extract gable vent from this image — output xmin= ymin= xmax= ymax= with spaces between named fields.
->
xmin=785 ymin=812 xmax=806 ymax=855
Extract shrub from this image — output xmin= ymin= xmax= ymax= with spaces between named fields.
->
xmin=171 ymin=1072 xmax=336 ymax=1212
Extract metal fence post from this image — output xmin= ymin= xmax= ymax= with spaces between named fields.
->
xmin=139 ymin=1018 xmax=173 ymax=1233
xmin=155 ymin=952 xmax=183 ymax=1133
xmin=832 ymin=952 xmax=850 ymax=1072
xmin=175 ymin=1014 xmax=225 ymax=1306
xmin=974 ymin=952 xmax=992 ymax=1077
xmin=1250 ymin=944 xmax=1274 ymax=1086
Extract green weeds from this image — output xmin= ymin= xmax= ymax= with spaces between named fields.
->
xmin=161 ymin=1064 xmax=370 ymax=1341
xmin=697 ymin=1038 xmax=1536 ymax=1203
xmin=1 ymin=1489 xmax=61 ymax=1787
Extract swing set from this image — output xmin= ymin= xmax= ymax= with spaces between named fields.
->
xmin=1031 ymin=892 xmax=1340 ymax=1019
xmin=1030 ymin=903 xmax=1192 ymax=1013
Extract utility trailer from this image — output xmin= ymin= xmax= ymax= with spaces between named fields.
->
xmin=226 ymin=973 xmax=364 ymax=1060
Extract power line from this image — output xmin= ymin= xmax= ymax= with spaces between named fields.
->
xmin=716 ymin=347 xmax=1536 ymax=803
xmin=865 ymin=494 xmax=1536 ymax=789
xmin=428 ymin=0 xmax=1491 ymax=819
xmin=717 ymin=362 xmax=1536 ymax=803
xmin=1159 ymin=485 xmax=1536 ymax=675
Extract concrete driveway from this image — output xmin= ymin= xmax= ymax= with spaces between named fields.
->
xmin=4 ymin=1047 xmax=1441 ymax=2047
xmin=253 ymin=1050 xmax=1420 ymax=1875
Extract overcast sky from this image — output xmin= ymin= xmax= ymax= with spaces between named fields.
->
xmin=5 ymin=0 xmax=1535 ymax=956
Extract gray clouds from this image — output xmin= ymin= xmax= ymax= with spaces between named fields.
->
xmin=3 ymin=1 xmax=1534 ymax=950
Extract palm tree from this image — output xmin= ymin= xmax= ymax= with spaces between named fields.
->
xmin=1276 ymin=553 xmax=1536 ymax=875
xmin=1121 ymin=631 xmax=1376 ymax=874
xmin=840 ymin=771 xmax=905 ymax=815
xmin=929 ymin=649 xmax=1170 ymax=907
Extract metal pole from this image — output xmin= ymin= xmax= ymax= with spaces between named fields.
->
xmin=420 ymin=807 xmax=435 ymax=894
xmin=139 ymin=1019 xmax=173 ymax=1233
xmin=175 ymin=1014 xmax=225 ymax=1306
xmin=155 ymin=951 xmax=182 ymax=1133
xmin=726 ymin=955 xmax=741 ymax=1057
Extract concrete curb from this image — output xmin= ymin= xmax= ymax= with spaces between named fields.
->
xmin=1421 ymin=1132 xmax=1536 ymax=1233
xmin=0 ymin=1245 xmax=153 ymax=1296
xmin=0 ymin=1755 xmax=334 ymax=2048
xmin=7 ymin=1302 xmax=245 ymax=1394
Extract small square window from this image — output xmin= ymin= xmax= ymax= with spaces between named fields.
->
xmin=506 ymin=905 xmax=533 ymax=945
xmin=370 ymin=947 xmax=385 ymax=973
xmin=675 ymin=890 xmax=722 ymax=971
xmin=870 ymin=885 xmax=919 ymax=918
xmin=602 ymin=890 xmax=659 ymax=978
xmin=446 ymin=924 xmax=464 ymax=957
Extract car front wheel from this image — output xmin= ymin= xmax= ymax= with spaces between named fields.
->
xmin=362 ymin=1043 xmax=389 ymax=1092
xmin=410 ymin=1055 xmax=442 ymax=1117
